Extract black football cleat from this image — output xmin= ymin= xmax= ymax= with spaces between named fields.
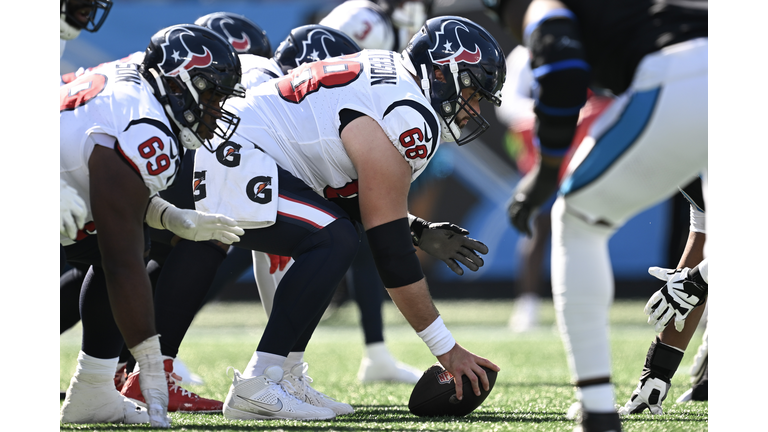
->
xmin=575 ymin=411 xmax=622 ymax=432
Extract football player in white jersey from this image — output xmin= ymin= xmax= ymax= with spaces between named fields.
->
xmin=320 ymin=0 xmax=431 ymax=52
xmin=59 ymin=24 xmax=246 ymax=427
xmin=60 ymin=0 xmax=113 ymax=244
xmin=193 ymin=16 xmax=506 ymax=421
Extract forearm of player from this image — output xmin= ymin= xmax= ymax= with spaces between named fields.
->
xmin=386 ymin=279 xmax=441 ymax=332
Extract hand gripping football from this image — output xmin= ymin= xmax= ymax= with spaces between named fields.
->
xmin=408 ymin=364 xmax=497 ymax=417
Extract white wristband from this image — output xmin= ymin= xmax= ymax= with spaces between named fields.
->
xmin=416 ymin=316 xmax=456 ymax=357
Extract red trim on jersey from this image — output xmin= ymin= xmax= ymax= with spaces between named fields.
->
xmin=277 ymin=211 xmax=325 ymax=229
xmin=114 ymin=142 xmax=142 ymax=175
xmin=278 ymin=194 xmax=337 ymax=219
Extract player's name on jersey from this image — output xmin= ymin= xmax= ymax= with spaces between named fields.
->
xmin=369 ymin=51 xmax=397 ymax=86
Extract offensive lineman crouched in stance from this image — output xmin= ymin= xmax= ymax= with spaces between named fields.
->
xmin=59 ymin=24 xmax=245 ymax=427
xmin=193 ymin=15 xmax=507 ymax=421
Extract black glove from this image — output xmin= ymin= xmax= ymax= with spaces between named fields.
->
xmin=507 ymin=162 xmax=561 ymax=237
xmin=410 ymin=217 xmax=489 ymax=276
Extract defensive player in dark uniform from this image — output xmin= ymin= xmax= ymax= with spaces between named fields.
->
xmin=484 ymin=0 xmax=707 ymax=431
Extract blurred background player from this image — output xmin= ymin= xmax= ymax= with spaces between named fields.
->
xmin=60 ymin=0 xmax=112 ymax=57
xmin=59 ymin=23 xmax=246 ymax=427
xmin=191 ymin=15 xmax=504 ymax=422
xmin=493 ymin=43 xmax=612 ymax=332
xmin=319 ymin=0 xmax=431 ymax=52
xmin=490 ymin=0 xmax=707 ymax=431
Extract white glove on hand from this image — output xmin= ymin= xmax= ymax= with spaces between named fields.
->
xmin=409 ymin=216 xmax=489 ymax=276
xmin=61 ymin=178 xmax=87 ymax=240
xmin=618 ymin=376 xmax=671 ymax=415
xmin=146 ymin=196 xmax=245 ymax=244
xmin=129 ymin=335 xmax=171 ymax=428
xmin=644 ymin=266 xmax=708 ymax=332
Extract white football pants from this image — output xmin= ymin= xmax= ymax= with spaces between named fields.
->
xmin=551 ymin=37 xmax=708 ymax=384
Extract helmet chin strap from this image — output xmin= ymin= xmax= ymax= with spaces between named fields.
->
xmin=441 ymin=59 xmax=463 ymax=142
xmin=147 ymin=68 xmax=203 ymax=150
xmin=400 ymin=52 xmax=460 ymax=143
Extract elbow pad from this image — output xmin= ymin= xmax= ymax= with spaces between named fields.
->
xmin=526 ymin=13 xmax=590 ymax=155
xmin=367 ymin=218 xmax=424 ymax=288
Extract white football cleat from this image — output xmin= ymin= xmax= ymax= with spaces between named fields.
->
xmin=222 ymin=366 xmax=336 ymax=421
xmin=508 ymin=293 xmax=541 ymax=333
xmin=358 ymin=342 xmax=422 ymax=383
xmin=173 ymin=357 xmax=205 ymax=386
xmin=283 ymin=362 xmax=354 ymax=415
xmin=60 ymin=373 xmax=149 ymax=424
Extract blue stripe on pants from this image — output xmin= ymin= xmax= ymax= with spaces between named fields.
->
xmin=560 ymin=88 xmax=661 ymax=196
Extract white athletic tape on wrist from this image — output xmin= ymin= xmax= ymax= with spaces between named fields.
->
xmin=697 ymin=259 xmax=708 ymax=283
xmin=145 ymin=195 xmax=172 ymax=230
xmin=417 ymin=316 xmax=456 ymax=357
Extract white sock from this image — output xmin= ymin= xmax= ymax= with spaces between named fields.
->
xmin=577 ymin=384 xmax=616 ymax=413
xmin=364 ymin=342 xmax=393 ymax=363
xmin=282 ymin=351 xmax=305 ymax=372
xmin=244 ymin=351 xmax=286 ymax=378
xmin=75 ymin=351 xmax=119 ymax=378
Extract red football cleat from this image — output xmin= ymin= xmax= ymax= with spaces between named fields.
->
xmin=114 ymin=364 xmax=127 ymax=392
xmin=120 ymin=358 xmax=223 ymax=413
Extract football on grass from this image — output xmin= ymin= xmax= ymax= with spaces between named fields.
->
xmin=408 ymin=364 xmax=497 ymax=417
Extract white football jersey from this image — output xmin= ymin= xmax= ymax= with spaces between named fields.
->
xmin=320 ymin=1 xmax=396 ymax=51
xmin=240 ymin=54 xmax=284 ymax=89
xmin=205 ymin=49 xmax=442 ymax=201
xmin=60 ymin=51 xmax=146 ymax=87
xmin=60 ymin=61 xmax=182 ymax=245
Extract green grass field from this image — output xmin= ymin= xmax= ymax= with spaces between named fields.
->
xmin=60 ymin=299 xmax=707 ymax=431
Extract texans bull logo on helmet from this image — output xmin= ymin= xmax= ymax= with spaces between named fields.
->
xmin=295 ymin=28 xmax=339 ymax=64
xmin=158 ymin=26 xmax=214 ymax=77
xmin=428 ymin=20 xmax=482 ymax=66
xmin=208 ymin=16 xmax=252 ymax=54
